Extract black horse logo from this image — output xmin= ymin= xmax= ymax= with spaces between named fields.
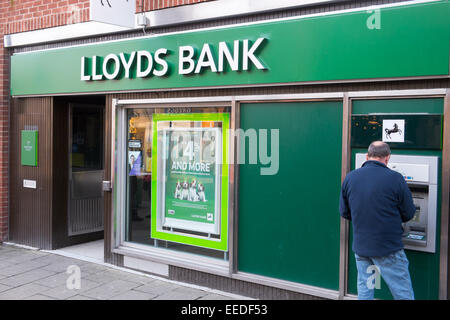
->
xmin=385 ymin=123 xmax=402 ymax=139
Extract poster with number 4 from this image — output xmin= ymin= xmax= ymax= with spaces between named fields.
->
xmin=162 ymin=127 xmax=222 ymax=235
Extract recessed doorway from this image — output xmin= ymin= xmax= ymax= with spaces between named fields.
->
xmin=52 ymin=96 xmax=106 ymax=252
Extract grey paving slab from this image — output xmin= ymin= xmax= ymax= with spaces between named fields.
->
xmin=32 ymin=272 xmax=73 ymax=288
xmin=153 ymin=287 xmax=208 ymax=300
xmin=0 ymin=268 xmax=56 ymax=287
xmin=23 ymin=294 xmax=57 ymax=300
xmin=0 ymin=284 xmax=12 ymax=294
xmin=39 ymin=279 xmax=102 ymax=300
xmin=121 ymin=274 xmax=158 ymax=285
xmin=0 ymin=251 xmax=27 ymax=262
xmin=81 ymin=279 xmax=141 ymax=300
xmin=105 ymin=269 xmax=154 ymax=283
xmin=32 ymin=254 xmax=85 ymax=266
xmin=0 ymin=248 xmax=41 ymax=258
xmin=0 ymin=246 xmax=17 ymax=254
xmin=84 ymin=269 xmax=131 ymax=284
xmin=84 ymin=269 xmax=156 ymax=285
xmin=40 ymin=259 xmax=92 ymax=273
xmin=133 ymin=279 xmax=181 ymax=296
xmin=0 ymin=253 xmax=33 ymax=264
xmin=198 ymin=293 xmax=235 ymax=300
xmin=108 ymin=289 xmax=158 ymax=300
xmin=66 ymin=295 xmax=96 ymax=300
xmin=77 ymin=262 xmax=110 ymax=275
xmin=0 ymin=260 xmax=52 ymax=277
xmin=0 ymin=283 xmax=50 ymax=300
xmin=0 ymin=260 xmax=13 ymax=269
xmin=4 ymin=252 xmax=49 ymax=264
xmin=0 ymin=244 xmax=245 ymax=301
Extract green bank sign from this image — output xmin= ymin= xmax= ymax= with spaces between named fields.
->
xmin=10 ymin=1 xmax=450 ymax=96
xmin=80 ymin=38 xmax=266 ymax=81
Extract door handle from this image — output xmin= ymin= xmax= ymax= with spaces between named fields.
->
xmin=102 ymin=181 xmax=112 ymax=192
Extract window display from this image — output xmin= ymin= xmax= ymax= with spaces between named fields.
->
xmin=161 ymin=126 xmax=221 ymax=235
xmin=152 ymin=113 xmax=229 ymax=252
xmin=124 ymin=107 xmax=230 ymax=259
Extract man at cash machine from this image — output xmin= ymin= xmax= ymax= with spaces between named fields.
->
xmin=340 ymin=141 xmax=416 ymax=300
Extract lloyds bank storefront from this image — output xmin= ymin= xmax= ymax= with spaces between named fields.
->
xmin=6 ymin=0 xmax=450 ymax=299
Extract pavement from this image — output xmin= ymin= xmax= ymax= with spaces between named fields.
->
xmin=0 ymin=242 xmax=246 ymax=300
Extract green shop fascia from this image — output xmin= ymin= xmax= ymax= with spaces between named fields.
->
xmin=8 ymin=0 xmax=450 ymax=300
xmin=10 ymin=1 xmax=449 ymax=96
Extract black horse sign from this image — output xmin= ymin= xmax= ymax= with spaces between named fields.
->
xmin=385 ymin=123 xmax=403 ymax=139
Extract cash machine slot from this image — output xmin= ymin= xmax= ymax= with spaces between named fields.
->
xmin=402 ymin=184 xmax=428 ymax=247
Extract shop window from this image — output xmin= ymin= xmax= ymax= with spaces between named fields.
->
xmin=124 ymin=106 xmax=230 ymax=260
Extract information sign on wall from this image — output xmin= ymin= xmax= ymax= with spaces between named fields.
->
xmin=21 ymin=130 xmax=38 ymax=166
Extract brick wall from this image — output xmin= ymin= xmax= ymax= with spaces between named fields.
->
xmin=0 ymin=0 xmax=212 ymax=242
xmin=1 ymin=0 xmax=212 ymax=34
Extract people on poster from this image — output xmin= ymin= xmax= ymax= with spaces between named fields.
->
xmin=129 ymin=150 xmax=143 ymax=221
xmin=128 ymin=151 xmax=142 ymax=176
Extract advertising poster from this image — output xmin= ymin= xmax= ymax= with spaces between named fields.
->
xmin=162 ymin=127 xmax=221 ymax=235
xmin=128 ymin=151 xmax=142 ymax=176
xmin=151 ymin=112 xmax=230 ymax=252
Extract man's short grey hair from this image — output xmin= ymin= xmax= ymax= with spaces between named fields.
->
xmin=368 ymin=141 xmax=391 ymax=158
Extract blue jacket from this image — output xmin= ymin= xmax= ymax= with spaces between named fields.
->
xmin=339 ymin=160 xmax=416 ymax=257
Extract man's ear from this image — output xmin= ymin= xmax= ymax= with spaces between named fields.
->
xmin=366 ymin=154 xmax=369 ymax=161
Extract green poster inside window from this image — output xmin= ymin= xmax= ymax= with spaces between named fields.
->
xmin=163 ymin=127 xmax=221 ymax=234
xmin=21 ymin=130 xmax=38 ymax=166
xmin=151 ymin=113 xmax=230 ymax=251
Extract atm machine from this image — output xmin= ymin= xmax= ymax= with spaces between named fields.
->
xmin=349 ymin=109 xmax=444 ymax=299
xmin=355 ymin=154 xmax=438 ymax=253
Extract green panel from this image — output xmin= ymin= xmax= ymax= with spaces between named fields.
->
xmin=238 ymin=101 xmax=342 ymax=290
xmin=10 ymin=1 xmax=450 ymax=96
xmin=21 ymin=130 xmax=38 ymax=166
xmin=347 ymin=98 xmax=444 ymax=299
xmin=352 ymin=98 xmax=444 ymax=115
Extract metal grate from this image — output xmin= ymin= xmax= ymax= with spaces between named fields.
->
xmin=68 ymin=187 xmax=104 ymax=236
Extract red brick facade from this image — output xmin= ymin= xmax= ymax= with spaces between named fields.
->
xmin=0 ymin=0 xmax=212 ymax=242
